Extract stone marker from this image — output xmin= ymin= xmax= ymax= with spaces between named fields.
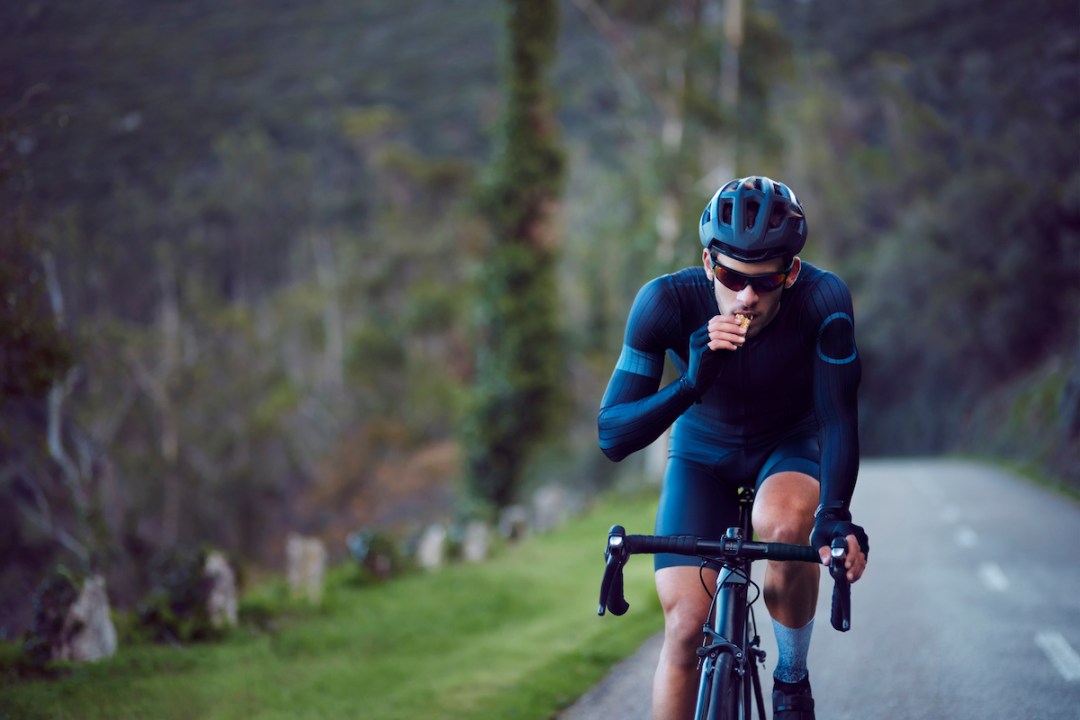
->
xmin=499 ymin=505 xmax=530 ymax=541
xmin=58 ymin=575 xmax=117 ymax=663
xmin=532 ymin=484 xmax=580 ymax=532
xmin=416 ymin=524 xmax=447 ymax=570
xmin=286 ymin=533 xmax=327 ymax=604
xmin=462 ymin=520 xmax=491 ymax=563
xmin=203 ymin=551 xmax=238 ymax=629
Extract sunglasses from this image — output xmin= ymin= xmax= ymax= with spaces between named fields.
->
xmin=710 ymin=260 xmax=790 ymax=293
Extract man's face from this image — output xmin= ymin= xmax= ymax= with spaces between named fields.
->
xmin=702 ymin=251 xmax=801 ymax=338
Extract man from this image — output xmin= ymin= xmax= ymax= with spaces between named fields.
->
xmin=598 ymin=176 xmax=868 ymax=720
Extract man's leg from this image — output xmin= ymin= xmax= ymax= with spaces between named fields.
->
xmin=653 ymin=565 xmax=717 ymax=720
xmin=752 ymin=471 xmax=820 ymax=665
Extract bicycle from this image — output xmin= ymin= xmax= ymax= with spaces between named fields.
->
xmin=596 ymin=485 xmax=851 ymax=720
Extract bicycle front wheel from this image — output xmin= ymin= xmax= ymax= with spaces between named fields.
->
xmin=699 ymin=652 xmax=740 ymax=720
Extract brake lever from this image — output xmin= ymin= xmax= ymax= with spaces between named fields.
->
xmin=598 ymin=525 xmax=630 ymax=617
xmin=829 ymin=536 xmax=851 ymax=632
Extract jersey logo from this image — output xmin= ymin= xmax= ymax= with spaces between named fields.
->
xmin=816 ymin=312 xmax=858 ymax=365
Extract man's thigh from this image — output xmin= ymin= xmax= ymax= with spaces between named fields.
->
xmin=654 ymin=456 xmax=739 ymax=571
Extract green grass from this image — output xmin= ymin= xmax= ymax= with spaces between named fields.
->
xmin=0 ymin=491 xmax=663 ymax=720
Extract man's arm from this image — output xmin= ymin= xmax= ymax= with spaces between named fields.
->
xmin=597 ymin=278 xmax=721 ymax=462
xmin=809 ymin=273 xmax=861 ymax=508
xmin=807 ymin=273 xmax=869 ymax=580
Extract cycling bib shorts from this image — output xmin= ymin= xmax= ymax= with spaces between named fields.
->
xmin=654 ymin=422 xmax=820 ymax=571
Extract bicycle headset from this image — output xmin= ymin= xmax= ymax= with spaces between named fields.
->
xmin=699 ymin=176 xmax=808 ymax=263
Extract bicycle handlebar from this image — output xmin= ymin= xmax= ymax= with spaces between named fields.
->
xmin=598 ymin=525 xmax=852 ymax=632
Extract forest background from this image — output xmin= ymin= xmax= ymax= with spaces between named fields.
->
xmin=2 ymin=0 xmax=1078 ymax=639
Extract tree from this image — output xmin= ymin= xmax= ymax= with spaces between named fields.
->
xmin=463 ymin=0 xmax=567 ymax=509
xmin=768 ymin=0 xmax=1080 ymax=474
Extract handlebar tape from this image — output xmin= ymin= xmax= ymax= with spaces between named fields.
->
xmin=625 ymin=534 xmax=820 ymax=563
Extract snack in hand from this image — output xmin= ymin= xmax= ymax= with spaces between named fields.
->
xmin=735 ymin=314 xmax=751 ymax=330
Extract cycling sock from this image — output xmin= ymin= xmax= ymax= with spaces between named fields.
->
xmin=772 ymin=617 xmax=814 ymax=684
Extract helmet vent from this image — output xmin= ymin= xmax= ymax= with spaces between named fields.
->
xmin=746 ymin=200 xmax=760 ymax=229
xmin=721 ymin=200 xmax=733 ymax=225
xmin=768 ymin=202 xmax=786 ymax=229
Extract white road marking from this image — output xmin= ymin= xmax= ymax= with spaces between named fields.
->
xmin=1035 ymin=631 xmax=1080 ymax=681
xmin=977 ymin=562 xmax=1009 ymax=592
xmin=912 ymin=475 xmax=946 ymax=507
xmin=954 ymin=526 xmax=977 ymax=548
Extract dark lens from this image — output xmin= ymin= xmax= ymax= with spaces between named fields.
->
xmin=748 ymin=274 xmax=787 ymax=292
xmin=714 ymin=266 xmax=749 ymax=292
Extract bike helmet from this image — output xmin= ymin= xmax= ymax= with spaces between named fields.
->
xmin=699 ymin=176 xmax=807 ymax=262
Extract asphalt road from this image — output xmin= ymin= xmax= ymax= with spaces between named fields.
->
xmin=558 ymin=459 xmax=1080 ymax=719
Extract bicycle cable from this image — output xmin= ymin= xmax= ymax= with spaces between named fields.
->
xmin=697 ymin=557 xmax=757 ymax=602
xmin=698 ymin=558 xmax=714 ymax=599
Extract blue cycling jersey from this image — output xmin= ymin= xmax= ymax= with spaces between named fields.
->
xmin=597 ymin=262 xmax=861 ymax=510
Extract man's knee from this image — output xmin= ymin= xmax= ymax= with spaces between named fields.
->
xmin=753 ymin=472 xmax=817 ymax=544
xmin=656 ymin=567 xmax=714 ymax=666
xmin=755 ymin=511 xmax=813 ymax=544
xmin=663 ymin=598 xmax=706 ymax=652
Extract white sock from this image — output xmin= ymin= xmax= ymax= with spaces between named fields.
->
xmin=772 ymin=617 xmax=814 ymax=683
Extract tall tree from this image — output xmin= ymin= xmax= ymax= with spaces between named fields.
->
xmin=464 ymin=0 xmax=566 ymax=509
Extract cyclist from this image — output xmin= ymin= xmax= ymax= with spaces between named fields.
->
xmin=598 ymin=176 xmax=869 ymax=720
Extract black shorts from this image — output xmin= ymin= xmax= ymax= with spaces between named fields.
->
xmin=653 ymin=427 xmax=820 ymax=571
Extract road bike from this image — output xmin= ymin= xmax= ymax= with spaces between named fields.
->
xmin=596 ymin=485 xmax=851 ymax=720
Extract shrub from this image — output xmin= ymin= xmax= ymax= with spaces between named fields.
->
xmin=135 ymin=546 xmax=224 ymax=644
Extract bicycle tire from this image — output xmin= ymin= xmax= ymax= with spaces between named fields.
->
xmin=700 ymin=652 xmax=740 ymax=720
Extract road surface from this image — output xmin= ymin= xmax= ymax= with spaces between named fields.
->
xmin=559 ymin=459 xmax=1080 ymax=719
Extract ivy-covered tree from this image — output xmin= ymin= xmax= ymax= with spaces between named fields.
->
xmin=464 ymin=0 xmax=566 ymax=509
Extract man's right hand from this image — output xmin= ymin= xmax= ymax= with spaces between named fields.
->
xmin=706 ymin=314 xmax=748 ymax=351
xmin=684 ymin=323 xmax=727 ymax=398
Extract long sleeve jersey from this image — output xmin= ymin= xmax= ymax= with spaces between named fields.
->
xmin=597 ymin=262 xmax=862 ymax=509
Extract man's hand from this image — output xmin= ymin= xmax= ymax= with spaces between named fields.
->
xmin=705 ymin=314 xmax=748 ymax=351
xmin=684 ymin=324 xmax=726 ymax=398
xmin=811 ymin=508 xmax=869 ymax=583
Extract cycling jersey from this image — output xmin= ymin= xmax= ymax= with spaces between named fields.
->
xmin=598 ymin=261 xmax=861 ymax=515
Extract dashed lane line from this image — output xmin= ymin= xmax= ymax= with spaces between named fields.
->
xmin=954 ymin=526 xmax=977 ymax=548
xmin=1035 ymin=631 xmax=1080 ymax=682
xmin=977 ymin=562 xmax=1009 ymax=592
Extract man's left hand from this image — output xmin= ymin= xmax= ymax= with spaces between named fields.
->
xmin=811 ymin=510 xmax=868 ymax=583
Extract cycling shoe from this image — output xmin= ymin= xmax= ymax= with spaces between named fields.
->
xmin=772 ymin=674 xmax=815 ymax=720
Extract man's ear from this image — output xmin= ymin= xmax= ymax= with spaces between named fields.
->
xmin=702 ymin=249 xmax=713 ymax=278
xmin=786 ymin=257 xmax=802 ymax=288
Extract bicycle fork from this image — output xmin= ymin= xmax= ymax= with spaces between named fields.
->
xmin=694 ymin=563 xmax=758 ymax=718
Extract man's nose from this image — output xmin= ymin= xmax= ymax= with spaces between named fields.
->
xmin=737 ymin=285 xmax=759 ymax=305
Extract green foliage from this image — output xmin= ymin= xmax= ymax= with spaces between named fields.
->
xmin=767 ymin=0 xmax=1080 ymax=479
xmin=21 ymin=567 xmax=82 ymax=669
xmin=466 ymin=243 xmax=568 ymax=508
xmin=465 ymin=0 xmax=567 ymax=509
xmin=134 ymin=547 xmax=223 ymax=645
xmin=0 ymin=225 xmax=72 ymax=403
xmin=346 ymin=530 xmax=411 ymax=582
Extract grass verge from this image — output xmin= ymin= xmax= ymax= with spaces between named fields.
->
xmin=0 ymin=490 xmax=663 ymax=720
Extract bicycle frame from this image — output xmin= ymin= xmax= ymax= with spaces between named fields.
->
xmin=693 ymin=485 xmax=765 ymax=720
